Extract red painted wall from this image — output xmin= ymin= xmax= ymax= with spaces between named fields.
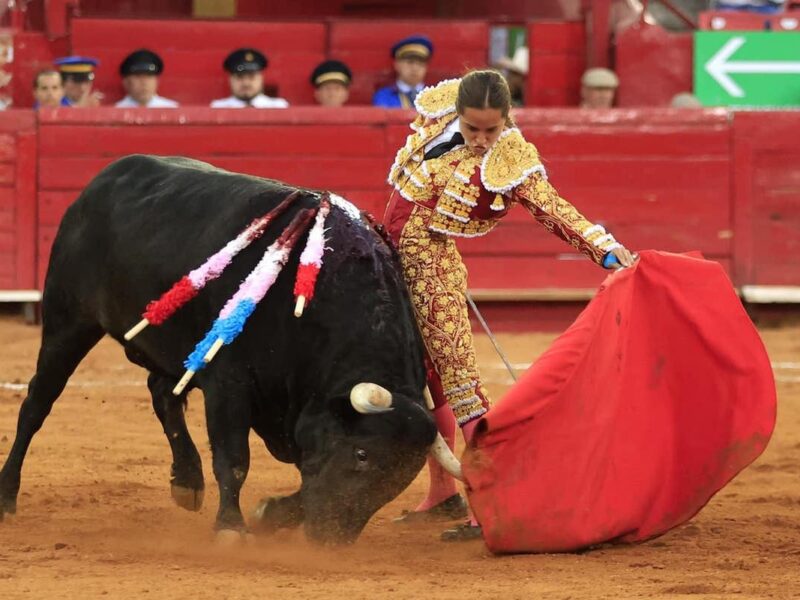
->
xmin=0 ymin=111 xmax=37 ymax=290
xmin=33 ymin=106 xmax=742 ymax=292
xmin=0 ymin=106 xmax=791 ymax=298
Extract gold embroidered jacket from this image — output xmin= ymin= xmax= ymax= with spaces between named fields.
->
xmin=387 ymin=78 xmax=622 ymax=264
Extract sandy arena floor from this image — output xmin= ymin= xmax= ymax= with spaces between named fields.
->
xmin=0 ymin=314 xmax=797 ymax=599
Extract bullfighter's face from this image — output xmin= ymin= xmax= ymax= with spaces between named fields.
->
xmin=293 ymin=388 xmax=436 ymax=544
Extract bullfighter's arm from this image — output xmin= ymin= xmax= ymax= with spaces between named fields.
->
xmin=512 ymin=171 xmax=622 ymax=266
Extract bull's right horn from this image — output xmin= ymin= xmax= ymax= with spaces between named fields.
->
xmin=350 ymin=383 xmax=394 ymax=414
xmin=430 ymin=433 xmax=464 ymax=481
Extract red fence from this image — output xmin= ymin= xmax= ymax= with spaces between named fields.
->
xmin=0 ymin=107 xmax=798 ymax=302
xmin=0 ymin=112 xmax=36 ymax=293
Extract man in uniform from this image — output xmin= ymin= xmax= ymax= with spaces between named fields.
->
xmin=373 ymin=35 xmax=433 ymax=108
xmin=310 ymin=59 xmax=352 ymax=107
xmin=210 ymin=48 xmax=289 ymax=108
xmin=54 ymin=55 xmax=103 ymax=107
xmin=115 ymin=49 xmax=179 ymax=108
xmin=579 ymin=67 xmax=619 ymax=109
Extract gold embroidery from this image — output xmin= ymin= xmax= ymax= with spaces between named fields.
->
xmin=398 ymin=206 xmax=490 ymax=424
xmin=414 ymin=78 xmax=460 ymax=119
xmin=482 ymin=128 xmax=544 ymax=193
xmin=514 ymin=172 xmax=617 ymax=265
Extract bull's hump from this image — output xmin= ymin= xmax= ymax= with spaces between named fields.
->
xmin=330 ymin=194 xmax=367 ymax=228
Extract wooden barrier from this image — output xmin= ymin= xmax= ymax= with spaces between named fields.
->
xmin=0 ymin=106 xmax=791 ymax=309
xmin=0 ymin=111 xmax=37 ymax=298
xmin=35 ymin=106 xmax=741 ymax=292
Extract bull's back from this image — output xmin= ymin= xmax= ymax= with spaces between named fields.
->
xmin=44 ymin=155 xmax=302 ymax=332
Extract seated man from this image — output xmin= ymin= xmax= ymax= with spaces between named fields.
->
xmin=373 ymin=35 xmax=433 ymax=108
xmin=33 ymin=69 xmax=66 ymax=109
xmin=54 ymin=55 xmax=103 ymax=107
xmin=580 ymin=67 xmax=619 ymax=109
xmin=115 ymin=49 xmax=179 ymax=108
xmin=310 ymin=59 xmax=352 ymax=107
xmin=211 ymin=48 xmax=289 ymax=108
xmin=494 ymin=46 xmax=528 ymax=107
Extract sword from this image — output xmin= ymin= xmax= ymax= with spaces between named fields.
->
xmin=466 ymin=292 xmax=518 ymax=382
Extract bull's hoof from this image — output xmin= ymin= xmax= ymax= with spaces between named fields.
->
xmin=170 ymin=484 xmax=204 ymax=512
xmin=215 ymin=529 xmax=255 ymax=547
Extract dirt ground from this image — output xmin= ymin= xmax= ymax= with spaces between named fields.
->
xmin=0 ymin=313 xmax=797 ymax=600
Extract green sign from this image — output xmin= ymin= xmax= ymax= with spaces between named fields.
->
xmin=694 ymin=32 xmax=800 ymax=107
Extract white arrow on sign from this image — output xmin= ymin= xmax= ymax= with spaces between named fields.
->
xmin=705 ymin=36 xmax=800 ymax=97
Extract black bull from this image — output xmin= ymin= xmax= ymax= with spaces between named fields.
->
xmin=0 ymin=155 xmax=443 ymax=544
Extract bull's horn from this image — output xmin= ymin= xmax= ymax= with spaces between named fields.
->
xmin=430 ymin=433 xmax=464 ymax=481
xmin=350 ymin=383 xmax=394 ymax=414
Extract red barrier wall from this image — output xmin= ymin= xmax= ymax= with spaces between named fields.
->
xmin=0 ymin=111 xmax=37 ymax=291
xmin=34 ymin=107 xmax=743 ymax=294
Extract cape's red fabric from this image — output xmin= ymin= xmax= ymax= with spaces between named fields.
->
xmin=463 ymin=251 xmax=776 ymax=554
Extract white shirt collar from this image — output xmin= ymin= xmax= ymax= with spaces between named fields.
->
xmin=396 ymin=80 xmax=424 ymax=94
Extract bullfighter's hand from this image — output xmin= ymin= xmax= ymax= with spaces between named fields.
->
xmin=609 ymin=247 xmax=638 ymax=269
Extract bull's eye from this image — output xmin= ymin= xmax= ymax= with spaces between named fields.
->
xmin=355 ymin=448 xmax=368 ymax=463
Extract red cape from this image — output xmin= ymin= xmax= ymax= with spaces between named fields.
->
xmin=463 ymin=251 xmax=776 ymax=554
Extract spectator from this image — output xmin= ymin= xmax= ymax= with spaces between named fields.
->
xmin=373 ymin=35 xmax=433 ymax=108
xmin=580 ymin=68 xmax=619 ymax=108
xmin=310 ymin=60 xmax=352 ymax=107
xmin=671 ymin=92 xmax=703 ymax=108
xmin=115 ymin=49 xmax=178 ymax=108
xmin=33 ymin=69 xmax=66 ymax=109
xmin=494 ymin=46 xmax=529 ymax=107
xmin=54 ymin=56 xmax=104 ymax=107
xmin=211 ymin=48 xmax=289 ymax=108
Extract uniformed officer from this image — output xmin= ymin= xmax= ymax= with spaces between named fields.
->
xmin=310 ymin=59 xmax=352 ymax=107
xmin=210 ymin=48 xmax=289 ymax=108
xmin=115 ymin=49 xmax=179 ymax=108
xmin=54 ymin=55 xmax=103 ymax=107
xmin=372 ymin=35 xmax=433 ymax=108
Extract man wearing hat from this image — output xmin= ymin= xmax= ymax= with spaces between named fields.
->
xmin=373 ymin=35 xmax=433 ymax=108
xmin=310 ymin=59 xmax=352 ymax=107
xmin=115 ymin=49 xmax=178 ymax=108
xmin=211 ymin=48 xmax=288 ymax=108
xmin=54 ymin=56 xmax=103 ymax=107
xmin=580 ymin=67 xmax=619 ymax=109
xmin=493 ymin=46 xmax=528 ymax=107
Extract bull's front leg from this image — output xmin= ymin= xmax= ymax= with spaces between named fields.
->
xmin=203 ymin=378 xmax=252 ymax=542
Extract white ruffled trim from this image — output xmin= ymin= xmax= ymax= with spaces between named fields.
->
xmin=445 ymin=381 xmax=476 ymax=396
xmin=451 ymin=395 xmax=481 ymax=410
xmin=456 ymin=405 xmax=488 ymax=426
xmin=436 ymin=206 xmax=469 ymax=224
xmin=592 ymin=233 xmax=616 ymax=247
xmin=582 ymin=224 xmax=606 ymax=238
xmin=480 ymin=128 xmax=548 ymax=193
xmin=394 ymin=183 xmax=418 ymax=204
xmin=443 ymin=188 xmax=477 ymax=208
xmin=453 ymin=170 xmax=470 ymax=184
xmin=603 ymin=242 xmax=622 ymax=253
xmin=429 ymin=224 xmax=493 ymax=239
xmin=421 ymin=161 xmax=430 ymax=178
xmin=413 ymin=78 xmax=461 ymax=118
xmin=403 ymin=167 xmax=426 ymax=189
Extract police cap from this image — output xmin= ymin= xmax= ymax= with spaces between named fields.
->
xmin=224 ymin=48 xmax=267 ymax=74
xmin=391 ymin=35 xmax=433 ymax=61
xmin=119 ymin=49 xmax=164 ymax=77
xmin=310 ymin=60 xmax=352 ymax=87
xmin=54 ymin=56 xmax=99 ymax=82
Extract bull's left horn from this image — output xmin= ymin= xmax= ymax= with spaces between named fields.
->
xmin=350 ymin=383 xmax=394 ymax=414
xmin=430 ymin=433 xmax=464 ymax=481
